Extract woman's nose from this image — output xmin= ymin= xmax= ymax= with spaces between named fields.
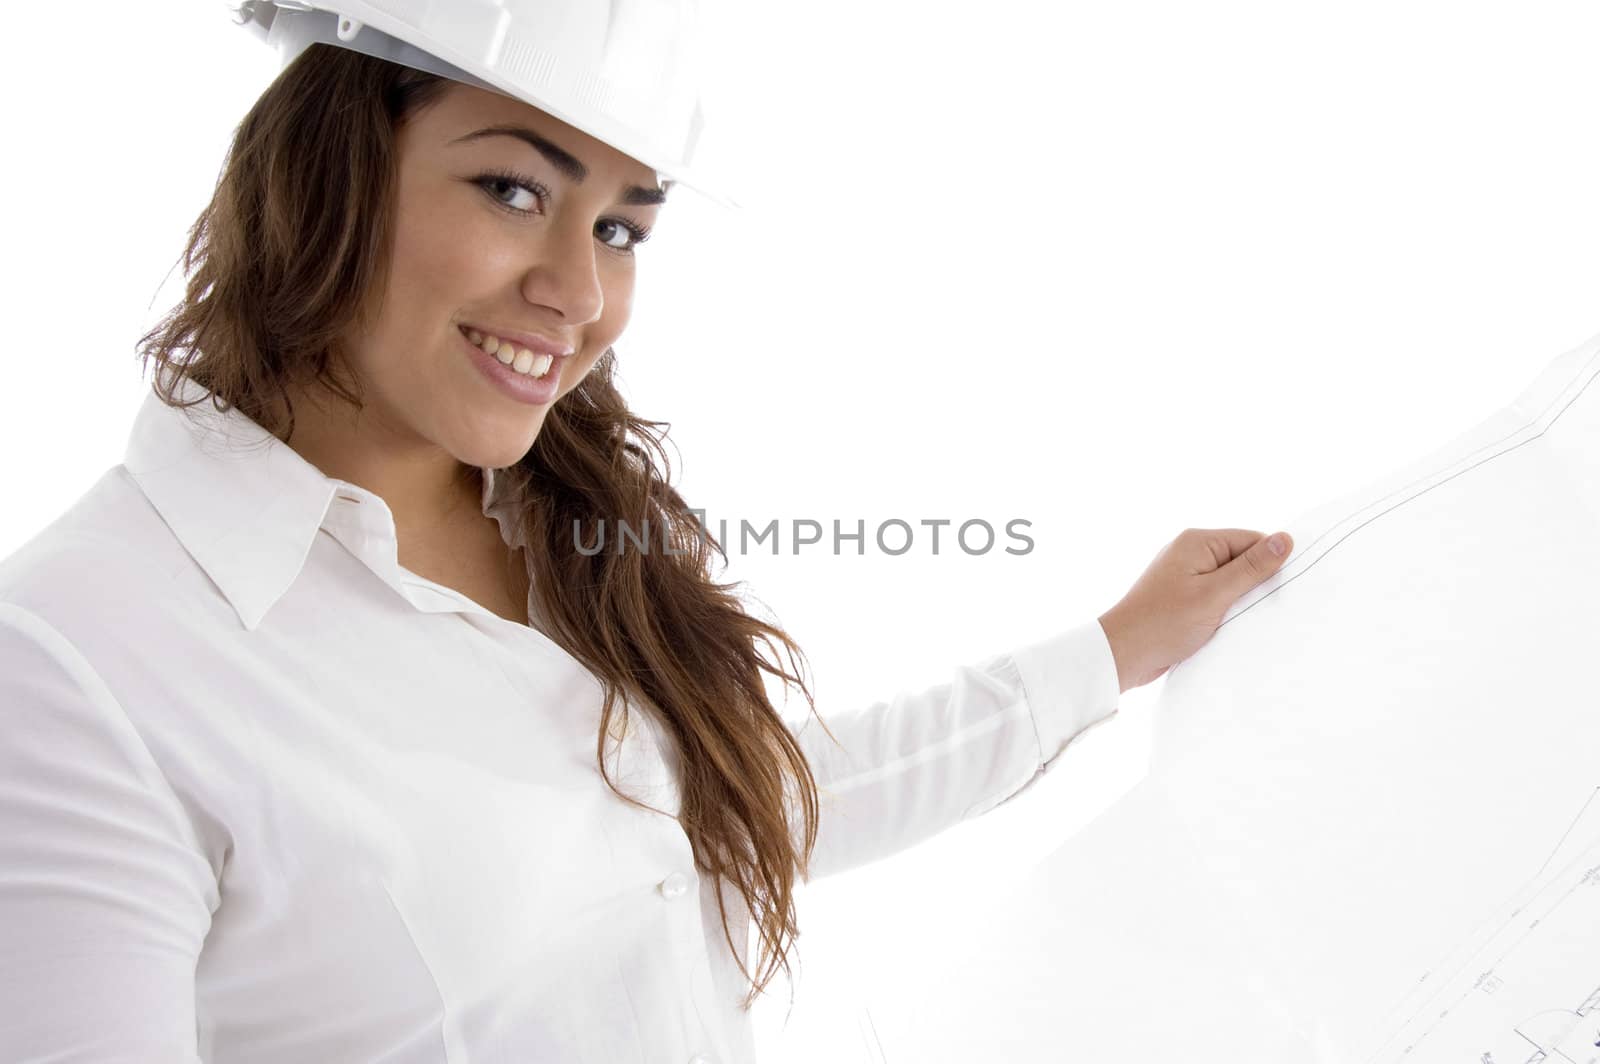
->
xmin=521 ymin=216 xmax=606 ymax=326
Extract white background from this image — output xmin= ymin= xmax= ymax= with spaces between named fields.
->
xmin=2 ymin=2 xmax=1598 ymax=1059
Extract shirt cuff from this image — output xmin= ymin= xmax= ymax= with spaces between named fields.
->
xmin=1012 ymin=617 xmax=1122 ymax=767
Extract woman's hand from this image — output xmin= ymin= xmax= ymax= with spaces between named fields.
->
xmin=1097 ymin=528 xmax=1293 ymax=694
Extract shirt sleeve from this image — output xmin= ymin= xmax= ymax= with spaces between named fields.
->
xmin=0 ymin=603 xmax=216 ymax=1062
xmin=790 ymin=617 xmax=1121 ymax=880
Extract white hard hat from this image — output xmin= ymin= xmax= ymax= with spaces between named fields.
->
xmin=227 ymin=0 xmax=739 ymax=209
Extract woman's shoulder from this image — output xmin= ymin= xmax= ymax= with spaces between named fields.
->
xmin=0 ymin=463 xmax=204 ymax=648
xmin=0 ymin=462 xmax=256 ymax=851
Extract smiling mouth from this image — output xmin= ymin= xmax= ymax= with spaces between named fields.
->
xmin=459 ymin=325 xmax=561 ymax=380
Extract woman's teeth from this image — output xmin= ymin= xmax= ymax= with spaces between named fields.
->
xmin=464 ymin=327 xmax=555 ymax=379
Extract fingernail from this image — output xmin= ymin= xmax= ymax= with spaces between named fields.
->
xmin=1267 ymin=533 xmax=1287 ymax=556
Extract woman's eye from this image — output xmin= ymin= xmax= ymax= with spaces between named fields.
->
xmin=474 ymin=172 xmax=650 ymax=253
xmin=596 ymin=219 xmax=648 ymax=252
xmin=481 ymin=175 xmax=541 ymax=212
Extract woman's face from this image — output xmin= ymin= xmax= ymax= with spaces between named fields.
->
xmin=340 ymin=82 xmax=666 ymax=471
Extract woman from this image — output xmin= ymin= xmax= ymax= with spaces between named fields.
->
xmin=0 ymin=7 xmax=1293 ymax=1062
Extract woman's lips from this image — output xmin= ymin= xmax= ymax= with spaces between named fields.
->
xmin=456 ymin=322 xmax=574 ymax=359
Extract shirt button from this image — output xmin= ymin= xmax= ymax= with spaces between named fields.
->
xmin=657 ymin=871 xmax=691 ymax=899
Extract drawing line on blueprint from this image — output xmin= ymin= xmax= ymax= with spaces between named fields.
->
xmin=1362 ymin=785 xmax=1600 ymax=1062
xmin=1499 ymin=979 xmax=1600 ymax=1064
xmin=1364 ymin=787 xmax=1600 ymax=1050
xmin=1535 ymin=788 xmax=1600 ymax=881
xmin=1219 ymin=343 xmax=1600 ymax=633
xmin=1396 ymin=857 xmax=1599 ymax=1059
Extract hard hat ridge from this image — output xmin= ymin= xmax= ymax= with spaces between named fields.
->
xmin=227 ymin=0 xmax=739 ymax=209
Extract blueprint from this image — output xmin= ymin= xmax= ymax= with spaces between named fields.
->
xmin=872 ymin=331 xmax=1600 ymax=1063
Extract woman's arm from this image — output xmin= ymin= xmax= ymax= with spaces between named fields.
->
xmin=0 ymin=603 xmax=215 ymax=1062
xmin=788 ymin=617 xmax=1120 ymax=880
xmin=788 ymin=526 xmax=1292 ymax=880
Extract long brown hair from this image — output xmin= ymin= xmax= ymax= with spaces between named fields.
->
xmin=136 ymin=43 xmax=832 ymax=1009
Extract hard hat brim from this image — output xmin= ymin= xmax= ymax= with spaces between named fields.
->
xmin=236 ymin=3 xmax=741 ymax=210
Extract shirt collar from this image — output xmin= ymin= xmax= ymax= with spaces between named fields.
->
xmin=122 ymin=376 xmax=517 ymax=631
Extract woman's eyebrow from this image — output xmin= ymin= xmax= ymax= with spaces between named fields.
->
xmin=449 ymin=124 xmax=669 ymax=205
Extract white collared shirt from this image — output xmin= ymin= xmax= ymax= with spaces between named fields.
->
xmin=0 ymin=376 xmax=1120 ymax=1064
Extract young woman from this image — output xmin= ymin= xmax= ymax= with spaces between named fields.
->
xmin=0 ymin=11 xmax=1292 ymax=1063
